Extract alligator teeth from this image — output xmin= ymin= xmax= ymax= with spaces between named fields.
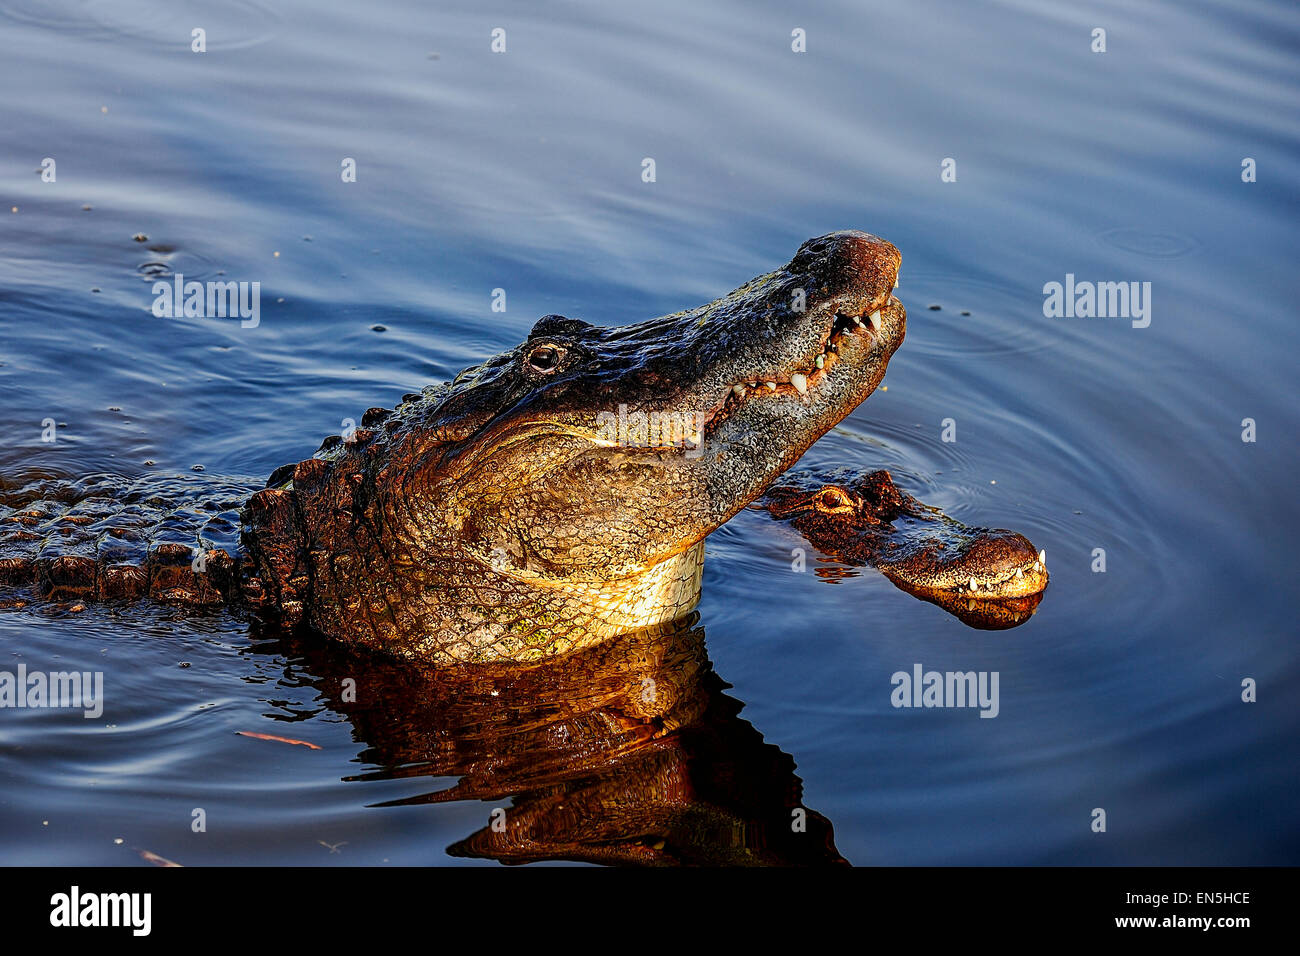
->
xmin=1038 ymin=549 xmax=1046 ymax=567
xmin=1015 ymin=568 xmax=1023 ymax=578
xmin=969 ymin=576 xmax=979 ymax=592
xmin=815 ymin=354 xmax=825 ymax=369
xmin=851 ymin=314 xmax=864 ymax=327
xmin=732 ymin=384 xmax=746 ymax=396
xmin=868 ymin=310 xmax=882 ymax=332
xmin=764 ymin=381 xmax=777 ymax=390
xmin=790 ymin=373 xmax=808 ymax=395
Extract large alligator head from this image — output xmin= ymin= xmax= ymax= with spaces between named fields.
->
xmin=242 ymin=231 xmax=905 ymax=663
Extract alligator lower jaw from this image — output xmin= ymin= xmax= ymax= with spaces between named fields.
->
xmin=702 ymin=295 xmax=900 ymax=436
xmin=917 ymin=590 xmax=1046 ymax=631
xmin=961 ymin=555 xmax=1050 ymax=600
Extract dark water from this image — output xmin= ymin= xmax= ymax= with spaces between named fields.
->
xmin=2 ymin=0 xmax=1297 ymax=865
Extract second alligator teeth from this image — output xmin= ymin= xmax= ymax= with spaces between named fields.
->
xmin=790 ymin=373 xmax=808 ymax=395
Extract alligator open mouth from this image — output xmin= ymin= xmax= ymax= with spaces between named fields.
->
xmin=945 ymin=550 xmax=1049 ymax=599
xmin=702 ymin=291 xmax=902 ymax=438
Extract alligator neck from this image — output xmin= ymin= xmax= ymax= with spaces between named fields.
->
xmin=240 ymin=447 xmax=709 ymax=663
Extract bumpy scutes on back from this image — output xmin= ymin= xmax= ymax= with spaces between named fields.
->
xmin=0 ymin=472 xmax=259 ymax=605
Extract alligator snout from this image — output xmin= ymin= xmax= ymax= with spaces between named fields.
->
xmin=790 ymin=230 xmax=902 ymax=311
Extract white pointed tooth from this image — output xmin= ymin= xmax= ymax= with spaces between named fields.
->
xmin=790 ymin=373 xmax=808 ymax=395
xmin=1038 ymin=549 xmax=1046 ymax=567
xmin=1015 ymin=568 xmax=1023 ymax=578
xmin=815 ymin=354 xmax=825 ymax=369
xmin=764 ymin=381 xmax=777 ymax=390
xmin=868 ymin=310 xmax=882 ymax=332
xmin=732 ymin=384 xmax=746 ymax=396
xmin=969 ymin=577 xmax=979 ymax=592
xmin=851 ymin=314 xmax=864 ymax=327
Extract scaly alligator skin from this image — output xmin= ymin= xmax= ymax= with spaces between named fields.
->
xmin=1 ymin=231 xmax=906 ymax=664
xmin=761 ymin=469 xmax=1049 ymax=629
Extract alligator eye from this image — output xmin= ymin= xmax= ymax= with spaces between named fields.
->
xmin=526 ymin=344 xmax=564 ymax=372
xmin=816 ymin=488 xmax=854 ymax=512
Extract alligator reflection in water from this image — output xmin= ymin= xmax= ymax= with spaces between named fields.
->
xmin=266 ymin=614 xmax=848 ymax=866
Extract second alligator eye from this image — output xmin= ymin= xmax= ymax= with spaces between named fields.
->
xmin=526 ymin=344 xmax=564 ymax=372
xmin=817 ymin=488 xmax=853 ymax=511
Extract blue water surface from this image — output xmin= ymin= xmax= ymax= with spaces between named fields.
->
xmin=1 ymin=0 xmax=1297 ymax=865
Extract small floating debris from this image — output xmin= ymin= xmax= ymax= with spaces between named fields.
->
xmin=143 ymin=459 xmax=156 ymax=466
xmin=82 ymin=204 xmax=92 ymax=211
xmin=132 ymin=233 xmax=148 ymax=242
xmin=237 ymin=731 xmax=321 ymax=750
xmin=370 ymin=324 xmax=387 ymax=332
xmin=273 ymin=251 xmax=280 ymax=257
xmin=928 ymin=304 xmax=941 ymax=310
xmin=191 ymin=464 xmax=205 ymax=472
xmin=138 ymin=848 xmax=182 ymax=867
xmin=960 ymin=310 xmax=971 ymax=316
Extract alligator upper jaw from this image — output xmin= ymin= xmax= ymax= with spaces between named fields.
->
xmin=878 ymin=541 xmax=1049 ymax=602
